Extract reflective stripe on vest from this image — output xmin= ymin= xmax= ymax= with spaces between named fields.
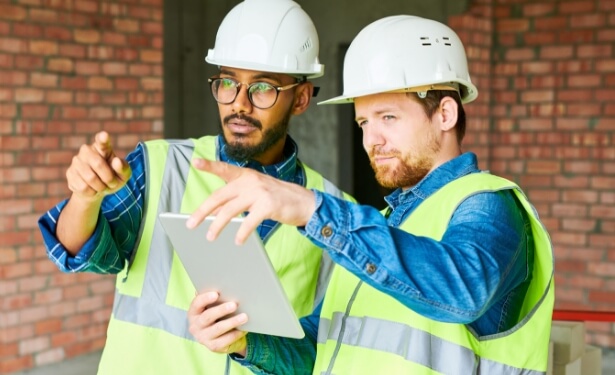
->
xmin=315 ymin=172 xmax=554 ymax=375
xmin=317 ymin=313 xmax=544 ymax=375
xmin=100 ymin=136 xmax=349 ymax=374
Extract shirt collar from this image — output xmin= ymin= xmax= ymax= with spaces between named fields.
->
xmin=384 ymin=152 xmax=481 ymax=210
xmin=216 ymin=135 xmax=299 ymax=183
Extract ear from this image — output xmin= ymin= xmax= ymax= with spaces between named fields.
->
xmin=437 ymin=96 xmax=458 ymax=132
xmin=291 ymin=82 xmax=313 ymax=115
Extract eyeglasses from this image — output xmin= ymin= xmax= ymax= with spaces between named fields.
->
xmin=208 ymin=77 xmax=304 ymax=109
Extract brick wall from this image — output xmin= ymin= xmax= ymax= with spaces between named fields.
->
xmin=485 ymin=0 xmax=615 ymax=348
xmin=2 ymin=0 xmax=615 ymax=373
xmin=449 ymin=0 xmax=494 ymax=169
xmin=0 ymin=0 xmax=163 ymax=373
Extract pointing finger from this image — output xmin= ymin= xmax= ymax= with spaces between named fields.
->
xmin=93 ymin=131 xmax=114 ymax=160
xmin=193 ymin=159 xmax=244 ymax=183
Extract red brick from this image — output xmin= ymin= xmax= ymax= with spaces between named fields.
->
xmin=88 ymin=76 xmax=113 ymax=90
xmin=102 ymin=62 xmax=127 ymax=75
xmin=567 ymin=103 xmax=601 ymax=116
xmin=29 ymin=9 xmax=58 ymax=23
xmin=34 ymin=347 xmax=64 ymax=367
xmin=596 ymin=59 xmax=615 ymax=72
xmin=0 ymin=37 xmax=26 ymax=53
xmin=74 ymin=0 xmax=98 ymax=13
xmin=50 ymin=331 xmax=77 ymax=348
xmin=45 ymin=90 xmax=74 ymax=104
xmin=596 ymin=89 xmax=615 ymax=101
xmin=524 ymin=32 xmax=556 ymax=45
xmin=29 ymin=40 xmax=58 ymax=55
xmin=0 ymin=342 xmax=19 ymax=358
xmin=0 ymin=4 xmax=27 ymax=21
xmin=30 ymin=73 xmax=58 ymax=88
xmin=115 ymin=77 xmax=138 ymax=90
xmin=558 ymin=30 xmax=595 ymax=44
xmin=0 ymin=52 xmax=14 ymax=68
xmin=75 ymin=61 xmax=101 ymax=75
xmin=535 ymin=16 xmax=567 ymax=31
xmin=578 ymin=44 xmax=613 ymax=58
xmin=140 ymin=49 xmax=161 ymax=63
xmin=101 ymin=93 xmax=126 ymax=105
xmin=74 ymin=92 xmax=99 ymax=105
xmin=128 ymin=5 xmax=152 ymax=19
xmin=523 ymin=3 xmax=555 ymax=17
xmin=505 ymin=48 xmax=535 ymax=61
xmin=74 ymin=29 xmax=100 ymax=44
xmin=597 ymin=29 xmax=615 ymax=42
xmin=102 ymin=31 xmax=127 ymax=45
xmin=114 ymin=18 xmax=139 ymax=33
xmin=44 ymin=26 xmax=72 ymax=41
xmin=19 ymin=336 xmax=49 ymax=355
xmin=12 ymin=23 xmax=43 ymax=38
xmin=34 ymin=319 xmax=62 ymax=335
xmin=540 ymin=46 xmax=574 ymax=59
xmin=141 ymin=21 xmax=161 ymax=35
xmin=47 ymin=58 xmax=74 ymax=73
xmin=559 ymin=1 xmax=595 ymax=14
xmin=557 ymin=89 xmax=593 ymax=102
xmin=570 ymin=14 xmax=606 ymax=28
xmin=567 ymin=74 xmax=602 ymax=87
xmin=59 ymin=44 xmax=86 ymax=58
xmin=0 ymin=355 xmax=33 ymax=374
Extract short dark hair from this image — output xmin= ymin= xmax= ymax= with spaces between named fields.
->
xmin=408 ymin=90 xmax=466 ymax=143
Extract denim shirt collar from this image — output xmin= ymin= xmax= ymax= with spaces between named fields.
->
xmin=216 ymin=134 xmax=298 ymax=183
xmin=384 ymin=152 xmax=481 ymax=212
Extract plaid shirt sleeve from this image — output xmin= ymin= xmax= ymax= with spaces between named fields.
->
xmin=38 ymin=144 xmax=147 ymax=274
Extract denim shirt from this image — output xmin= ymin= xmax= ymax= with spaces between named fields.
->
xmin=236 ymin=152 xmax=533 ymax=375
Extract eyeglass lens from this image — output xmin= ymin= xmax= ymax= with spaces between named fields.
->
xmin=211 ymin=78 xmax=279 ymax=109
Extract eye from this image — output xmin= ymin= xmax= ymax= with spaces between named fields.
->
xmin=250 ymin=82 xmax=274 ymax=94
xmin=356 ymin=119 xmax=367 ymax=128
xmin=383 ymin=115 xmax=396 ymax=121
xmin=220 ymin=78 xmax=237 ymax=89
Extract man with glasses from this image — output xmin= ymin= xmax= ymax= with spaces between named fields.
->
xmin=38 ymin=0 xmax=351 ymax=374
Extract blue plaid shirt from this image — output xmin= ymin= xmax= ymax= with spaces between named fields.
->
xmin=38 ymin=135 xmax=305 ymax=274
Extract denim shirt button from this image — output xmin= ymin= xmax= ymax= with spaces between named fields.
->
xmin=321 ymin=225 xmax=333 ymax=238
xmin=365 ymin=263 xmax=377 ymax=274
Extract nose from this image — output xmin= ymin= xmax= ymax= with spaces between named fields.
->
xmin=231 ymin=83 xmax=253 ymax=114
xmin=362 ymin=124 xmax=384 ymax=152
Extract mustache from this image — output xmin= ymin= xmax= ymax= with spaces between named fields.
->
xmin=223 ymin=114 xmax=262 ymax=130
xmin=368 ymin=146 xmax=400 ymax=158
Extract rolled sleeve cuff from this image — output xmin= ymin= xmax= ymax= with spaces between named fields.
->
xmin=38 ymin=200 xmax=107 ymax=273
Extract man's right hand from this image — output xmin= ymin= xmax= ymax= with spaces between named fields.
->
xmin=66 ymin=131 xmax=132 ymax=202
xmin=57 ymin=131 xmax=132 ymax=255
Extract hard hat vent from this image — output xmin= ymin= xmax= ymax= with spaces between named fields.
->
xmin=300 ymin=38 xmax=313 ymax=53
xmin=419 ymin=36 xmax=453 ymax=47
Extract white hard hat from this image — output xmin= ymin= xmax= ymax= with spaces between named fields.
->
xmin=205 ymin=0 xmax=324 ymax=79
xmin=319 ymin=15 xmax=478 ymax=105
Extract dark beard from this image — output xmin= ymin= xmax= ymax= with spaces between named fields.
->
xmin=222 ymin=111 xmax=291 ymax=162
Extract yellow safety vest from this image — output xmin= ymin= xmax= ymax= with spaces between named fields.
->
xmin=98 ymin=136 xmax=349 ymax=375
xmin=314 ymin=173 xmax=554 ymax=375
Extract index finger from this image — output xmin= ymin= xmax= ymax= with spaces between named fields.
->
xmin=93 ymin=131 xmax=114 ymax=160
xmin=192 ymin=159 xmax=244 ymax=183
xmin=186 ymin=159 xmax=245 ymax=229
xmin=188 ymin=291 xmax=219 ymax=317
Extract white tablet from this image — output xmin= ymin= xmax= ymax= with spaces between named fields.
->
xmin=158 ymin=212 xmax=305 ymax=339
